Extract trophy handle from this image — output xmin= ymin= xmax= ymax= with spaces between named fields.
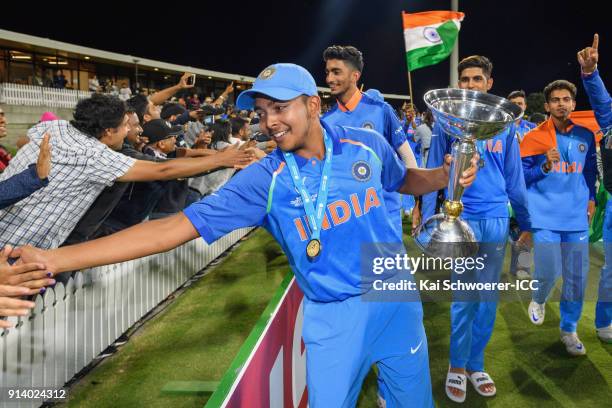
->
xmin=444 ymin=140 xmax=477 ymax=219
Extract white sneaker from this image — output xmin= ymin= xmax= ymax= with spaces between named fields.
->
xmin=560 ymin=331 xmax=587 ymax=356
xmin=528 ymin=300 xmax=545 ymax=325
xmin=596 ymin=325 xmax=612 ymax=343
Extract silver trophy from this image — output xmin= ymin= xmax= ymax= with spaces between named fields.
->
xmin=414 ymin=89 xmax=523 ymax=258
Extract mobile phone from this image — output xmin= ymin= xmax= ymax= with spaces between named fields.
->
xmin=186 ymin=74 xmax=196 ymax=86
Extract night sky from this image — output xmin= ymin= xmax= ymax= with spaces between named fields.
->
xmin=3 ymin=0 xmax=609 ymax=110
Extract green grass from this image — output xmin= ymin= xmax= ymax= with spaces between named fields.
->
xmin=63 ymin=228 xmax=611 ymax=408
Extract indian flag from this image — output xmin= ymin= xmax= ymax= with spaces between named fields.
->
xmin=403 ymin=10 xmax=465 ymax=71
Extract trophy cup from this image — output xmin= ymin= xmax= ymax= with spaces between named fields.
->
xmin=414 ymin=89 xmax=523 ymax=258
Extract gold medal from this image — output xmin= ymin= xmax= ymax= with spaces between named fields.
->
xmin=306 ymin=239 xmax=322 ymax=258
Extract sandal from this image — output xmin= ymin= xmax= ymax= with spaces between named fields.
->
xmin=445 ymin=369 xmax=467 ymax=403
xmin=467 ymin=371 xmax=496 ymax=397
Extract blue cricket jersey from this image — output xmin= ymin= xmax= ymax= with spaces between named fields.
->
xmin=515 ymin=119 xmax=536 ymax=143
xmin=423 ymin=122 xmax=531 ymax=231
xmin=184 ymin=121 xmax=407 ymax=302
xmin=322 ymin=92 xmax=407 ymax=218
xmin=522 ymin=122 xmax=597 ymax=231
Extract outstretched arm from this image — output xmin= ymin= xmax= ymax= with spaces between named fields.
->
xmin=12 ymin=213 xmax=199 ymax=275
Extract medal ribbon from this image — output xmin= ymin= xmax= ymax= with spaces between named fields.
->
xmin=284 ymin=129 xmax=333 ymax=243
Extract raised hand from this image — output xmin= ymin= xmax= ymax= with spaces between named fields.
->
xmin=179 ymin=72 xmax=195 ymax=89
xmin=36 ymin=133 xmax=51 ymax=180
xmin=215 ymin=144 xmax=256 ymax=168
xmin=577 ymin=33 xmax=599 ymax=75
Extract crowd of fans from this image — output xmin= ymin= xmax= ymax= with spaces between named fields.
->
xmin=0 ymin=72 xmax=274 ymax=317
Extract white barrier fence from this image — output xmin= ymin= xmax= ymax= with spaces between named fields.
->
xmin=0 ymin=83 xmax=92 ymax=109
xmin=0 ymin=227 xmax=252 ymax=407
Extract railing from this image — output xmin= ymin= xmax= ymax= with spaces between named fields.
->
xmin=0 ymin=227 xmax=253 ymax=407
xmin=0 ymin=83 xmax=92 ymax=109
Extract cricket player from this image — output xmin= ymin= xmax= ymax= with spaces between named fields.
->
xmin=422 ymin=55 xmax=531 ymax=403
xmin=578 ymin=33 xmax=612 ymax=343
xmin=13 ymin=63 xmax=478 ymax=407
xmin=521 ymin=77 xmax=597 ymax=356
xmin=321 ymin=45 xmax=418 ymax=238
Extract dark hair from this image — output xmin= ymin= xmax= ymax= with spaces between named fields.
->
xmin=529 ymin=112 xmax=547 ymax=124
xmin=71 ymin=94 xmax=126 ymax=139
xmin=458 ymin=55 xmax=493 ymax=78
xmin=543 ymin=80 xmax=577 ymax=102
xmin=507 ymin=90 xmax=526 ymax=100
xmin=323 ymin=45 xmax=364 ymax=72
xmin=211 ymin=120 xmax=231 ymax=148
xmin=423 ymin=109 xmax=434 ymax=127
xmin=230 ymin=117 xmax=248 ymax=136
xmin=126 ymin=94 xmax=149 ymax=123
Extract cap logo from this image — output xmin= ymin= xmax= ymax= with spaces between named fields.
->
xmin=259 ymin=66 xmax=276 ymax=80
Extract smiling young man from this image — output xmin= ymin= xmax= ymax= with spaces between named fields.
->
xmin=521 ymin=79 xmax=597 ymax=355
xmin=12 ymin=63 xmax=478 ymax=407
xmin=321 ymin=45 xmax=418 ymax=238
xmin=422 ymin=55 xmax=531 ymax=403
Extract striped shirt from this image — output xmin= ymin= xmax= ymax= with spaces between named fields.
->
xmin=0 ymin=120 xmax=136 ymax=249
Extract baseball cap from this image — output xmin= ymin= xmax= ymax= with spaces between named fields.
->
xmin=142 ymin=119 xmax=183 ymax=144
xmin=160 ymin=103 xmax=187 ymax=120
xmin=236 ymin=63 xmax=318 ymax=110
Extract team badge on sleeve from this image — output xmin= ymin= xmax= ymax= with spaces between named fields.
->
xmin=579 ymin=143 xmax=586 ymax=152
xmin=352 ymin=160 xmax=372 ymax=182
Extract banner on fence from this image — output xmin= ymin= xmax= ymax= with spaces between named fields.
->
xmin=206 ymin=273 xmax=307 ymax=408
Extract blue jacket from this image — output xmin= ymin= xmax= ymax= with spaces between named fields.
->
xmin=583 ymin=69 xmax=612 ymax=129
xmin=521 ymin=122 xmax=597 ymax=231
xmin=0 ymin=164 xmax=48 ymax=210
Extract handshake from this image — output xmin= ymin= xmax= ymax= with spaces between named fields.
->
xmin=0 ymin=245 xmax=55 ymax=329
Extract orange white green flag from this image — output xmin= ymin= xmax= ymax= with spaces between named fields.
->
xmin=402 ymin=10 xmax=465 ymax=71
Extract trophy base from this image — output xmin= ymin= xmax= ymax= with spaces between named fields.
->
xmin=414 ymin=213 xmax=479 ymax=259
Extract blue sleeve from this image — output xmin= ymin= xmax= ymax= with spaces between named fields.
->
xmin=582 ymin=69 xmax=612 ymax=129
xmin=183 ymin=162 xmax=271 ymax=243
xmin=521 ymin=154 xmax=548 ymax=186
xmin=384 ymin=104 xmax=407 ymax=151
xmin=422 ymin=123 xmax=451 ymax=219
xmin=0 ymin=164 xmax=47 ymax=210
xmin=503 ymin=130 xmax=531 ymax=231
xmin=584 ymin=136 xmax=598 ymax=201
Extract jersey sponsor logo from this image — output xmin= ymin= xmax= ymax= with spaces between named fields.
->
xmin=579 ymin=143 xmax=586 ymax=152
xmin=292 ymin=187 xmax=382 ymax=241
xmin=258 ymin=66 xmax=276 ymax=80
xmin=351 ymin=160 xmax=372 ymax=182
xmin=290 ymin=193 xmax=317 ymax=207
xmin=410 ymin=340 xmax=423 ymax=354
xmin=362 ymin=121 xmax=374 ymax=130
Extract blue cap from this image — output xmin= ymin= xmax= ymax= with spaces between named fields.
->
xmin=236 ymin=63 xmax=318 ymax=110
xmin=365 ymin=88 xmax=384 ymax=102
